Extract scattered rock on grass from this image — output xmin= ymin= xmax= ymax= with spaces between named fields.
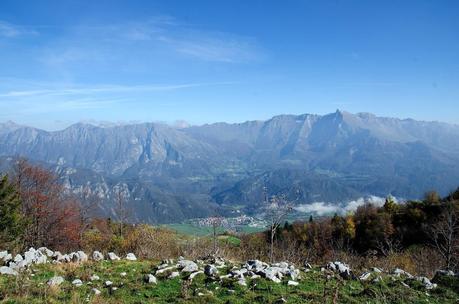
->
xmin=48 ymin=276 xmax=64 ymax=286
xmin=189 ymin=271 xmax=204 ymax=281
xmin=237 ymin=277 xmax=247 ymax=286
xmin=169 ymin=271 xmax=180 ymax=279
xmin=90 ymin=274 xmax=100 ymax=281
xmin=392 ymin=268 xmax=413 ymax=279
xmin=126 ymin=253 xmax=137 ymax=261
xmin=92 ymin=288 xmax=101 ymax=295
xmin=0 ymin=266 xmax=17 ymax=276
xmin=145 ymin=274 xmax=157 ymax=284
xmin=108 ymin=252 xmax=120 ymax=261
xmin=204 ymin=264 xmax=219 ymax=277
xmin=92 ymin=251 xmax=104 ymax=261
xmin=327 ymin=261 xmax=353 ymax=280
xmin=178 ymin=260 xmax=198 ymax=273
xmin=359 ymin=272 xmax=372 ymax=281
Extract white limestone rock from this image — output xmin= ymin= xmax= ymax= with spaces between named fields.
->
xmin=48 ymin=276 xmax=65 ymax=286
xmin=359 ymin=272 xmax=372 ymax=281
xmin=92 ymin=251 xmax=104 ymax=261
xmin=327 ymin=261 xmax=353 ymax=279
xmin=92 ymin=288 xmax=101 ymax=295
xmin=156 ymin=266 xmax=177 ymax=275
xmin=2 ymin=253 xmax=12 ymax=264
xmin=38 ymin=247 xmax=54 ymax=257
xmin=416 ymin=276 xmax=437 ymax=290
xmin=189 ymin=270 xmax=204 ymax=280
xmin=204 ymin=264 xmax=219 ymax=277
xmin=178 ymin=260 xmax=198 ymax=273
xmin=108 ymin=252 xmax=120 ymax=261
xmin=13 ymin=254 xmax=23 ymax=263
xmin=90 ymin=274 xmax=100 ymax=281
xmin=125 ymin=253 xmax=137 ymax=261
xmin=169 ymin=271 xmax=180 ymax=279
xmin=145 ymin=274 xmax=157 ymax=284
xmin=0 ymin=266 xmax=18 ymax=276
xmin=237 ymin=277 xmax=247 ymax=286
xmin=392 ymin=268 xmax=413 ymax=279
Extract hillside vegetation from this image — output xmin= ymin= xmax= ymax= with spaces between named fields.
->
xmin=1 ymin=161 xmax=459 ymax=303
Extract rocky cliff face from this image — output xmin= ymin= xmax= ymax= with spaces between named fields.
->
xmin=1 ymin=111 xmax=459 ymax=223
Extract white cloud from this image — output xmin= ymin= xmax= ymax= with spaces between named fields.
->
xmin=294 ymin=202 xmax=341 ymax=216
xmin=294 ymin=196 xmax=394 ymax=216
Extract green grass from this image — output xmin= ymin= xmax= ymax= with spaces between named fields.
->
xmin=162 ymin=223 xmax=226 ymax=237
xmin=0 ymin=262 xmax=458 ymax=304
xmin=162 ymin=223 xmax=265 ymax=237
xmin=218 ymin=235 xmax=241 ymax=246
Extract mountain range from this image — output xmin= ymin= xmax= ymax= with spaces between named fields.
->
xmin=1 ymin=110 xmax=459 ymax=223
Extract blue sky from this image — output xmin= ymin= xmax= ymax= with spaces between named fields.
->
xmin=0 ymin=0 xmax=458 ymax=130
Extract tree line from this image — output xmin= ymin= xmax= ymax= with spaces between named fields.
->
xmin=262 ymin=191 xmax=459 ymax=272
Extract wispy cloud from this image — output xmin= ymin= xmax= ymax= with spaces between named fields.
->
xmin=0 ymin=20 xmax=38 ymax=38
xmin=0 ymin=81 xmax=234 ymax=119
xmin=0 ymin=82 xmax=233 ymax=98
xmin=40 ymin=17 xmax=263 ymax=65
xmin=156 ymin=31 xmax=261 ymax=63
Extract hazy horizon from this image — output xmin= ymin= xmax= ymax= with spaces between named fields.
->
xmin=3 ymin=109 xmax=459 ymax=132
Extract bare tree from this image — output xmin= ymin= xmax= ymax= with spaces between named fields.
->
xmin=78 ymin=186 xmax=101 ymax=238
xmin=114 ymin=185 xmax=130 ymax=237
xmin=428 ymin=200 xmax=459 ymax=270
xmin=376 ymin=236 xmax=402 ymax=257
xmin=264 ymin=193 xmax=293 ymax=263
xmin=208 ymin=214 xmax=222 ymax=256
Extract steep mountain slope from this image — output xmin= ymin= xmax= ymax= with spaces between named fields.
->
xmin=1 ymin=111 xmax=458 ymax=223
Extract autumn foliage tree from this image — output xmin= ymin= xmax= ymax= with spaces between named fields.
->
xmin=13 ymin=159 xmax=82 ymax=251
xmin=354 ymin=204 xmax=395 ymax=254
xmin=331 ymin=213 xmax=356 ymax=251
